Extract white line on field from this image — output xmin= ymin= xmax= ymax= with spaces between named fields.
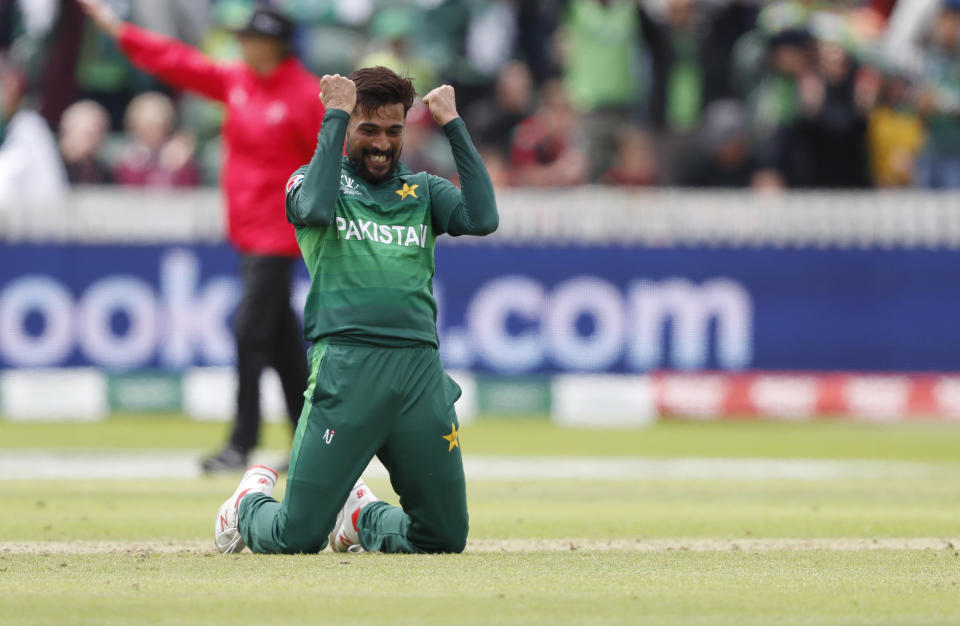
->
xmin=0 ymin=451 xmax=951 ymax=480
xmin=1 ymin=538 xmax=958 ymax=555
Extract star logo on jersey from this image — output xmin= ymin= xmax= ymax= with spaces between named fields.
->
xmin=396 ymin=182 xmax=419 ymax=200
xmin=442 ymin=423 xmax=459 ymax=452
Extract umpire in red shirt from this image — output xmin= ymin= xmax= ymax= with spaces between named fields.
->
xmin=79 ymin=0 xmax=323 ymax=472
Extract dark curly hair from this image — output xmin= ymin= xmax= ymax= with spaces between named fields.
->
xmin=348 ymin=66 xmax=416 ymax=117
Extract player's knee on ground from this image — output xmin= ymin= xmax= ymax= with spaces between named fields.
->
xmin=411 ymin=517 xmax=468 ymax=554
xmin=278 ymin=538 xmax=328 ymax=554
xmin=276 ymin=522 xmax=330 ymax=554
xmin=240 ymin=495 xmax=331 ymax=555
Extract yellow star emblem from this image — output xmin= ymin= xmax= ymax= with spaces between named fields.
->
xmin=396 ymin=182 xmax=419 ymax=200
xmin=442 ymin=423 xmax=459 ymax=452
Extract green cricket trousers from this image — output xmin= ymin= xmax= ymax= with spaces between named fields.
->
xmin=237 ymin=339 xmax=468 ymax=554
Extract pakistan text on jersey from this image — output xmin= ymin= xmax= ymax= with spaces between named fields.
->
xmin=335 ymin=217 xmax=429 ymax=248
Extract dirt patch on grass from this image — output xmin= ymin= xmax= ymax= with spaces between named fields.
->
xmin=2 ymin=537 xmax=958 ymax=555
xmin=466 ymin=537 xmax=960 ymax=553
xmin=0 ymin=540 xmax=212 ymax=555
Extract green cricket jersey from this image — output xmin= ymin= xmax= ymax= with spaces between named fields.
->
xmin=285 ymin=108 xmax=498 ymax=347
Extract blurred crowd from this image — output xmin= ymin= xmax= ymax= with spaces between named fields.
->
xmin=3 ymin=0 xmax=960 ymax=200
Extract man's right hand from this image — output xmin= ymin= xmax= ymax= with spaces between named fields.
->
xmin=319 ymin=74 xmax=357 ymax=114
xmin=76 ymin=0 xmax=122 ymax=38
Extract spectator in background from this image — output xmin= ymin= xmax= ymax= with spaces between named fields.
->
xmin=677 ymin=99 xmax=767 ymax=188
xmin=464 ymin=60 xmax=536 ymax=188
xmin=699 ymin=0 xmax=761 ymax=107
xmin=1 ymin=0 xmax=85 ymax=132
xmin=464 ymin=0 xmax=520 ymax=83
xmin=914 ymin=0 xmax=960 ymax=189
xmin=510 ymin=79 xmax=588 ymax=187
xmin=779 ymin=29 xmax=873 ymax=188
xmin=560 ymin=0 xmax=643 ymax=182
xmin=601 ymin=125 xmax=658 ymax=186
xmin=113 ymin=91 xmax=199 ymax=187
xmin=0 ymin=55 xmax=68 ymax=203
xmin=74 ymin=0 xmax=142 ymax=130
xmin=59 ymin=98 xmax=112 ymax=184
xmin=478 ymin=144 xmax=512 ymax=188
xmin=514 ymin=0 xmax=564 ymax=84
xmin=78 ymin=0 xmax=322 ymax=473
xmin=465 ymin=60 xmax=535 ymax=158
xmin=400 ymin=99 xmax=456 ymax=180
xmin=0 ymin=0 xmax=60 ymax=67
xmin=357 ymin=7 xmax=437 ymax=96
xmin=747 ymin=27 xmax=814 ymax=150
xmin=866 ymin=59 xmax=925 ymax=187
xmin=127 ymin=0 xmax=210 ymax=47
xmin=641 ymin=0 xmax=708 ymax=181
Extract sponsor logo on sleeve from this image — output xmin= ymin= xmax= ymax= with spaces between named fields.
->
xmin=285 ymin=173 xmax=305 ymax=195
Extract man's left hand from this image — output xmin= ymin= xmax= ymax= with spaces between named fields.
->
xmin=423 ymin=85 xmax=460 ymax=127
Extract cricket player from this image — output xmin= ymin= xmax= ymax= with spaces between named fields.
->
xmin=215 ymin=66 xmax=498 ymax=554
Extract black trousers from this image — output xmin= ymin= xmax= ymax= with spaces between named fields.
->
xmin=229 ymin=254 xmax=308 ymax=453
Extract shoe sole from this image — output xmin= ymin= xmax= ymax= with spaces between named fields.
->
xmin=213 ymin=466 xmax=278 ymax=554
xmin=328 ymin=510 xmax=345 ymax=552
xmin=216 ymin=528 xmax=244 ymax=554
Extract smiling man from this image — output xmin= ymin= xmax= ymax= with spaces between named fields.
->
xmin=214 ymin=66 xmax=499 ymax=555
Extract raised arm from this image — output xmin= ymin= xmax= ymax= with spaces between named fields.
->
xmin=286 ymin=74 xmax=356 ymax=227
xmin=77 ymin=0 xmax=230 ymax=102
xmin=423 ymin=86 xmax=499 ymax=237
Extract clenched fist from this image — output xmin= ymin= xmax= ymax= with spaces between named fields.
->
xmin=422 ymin=85 xmax=460 ymax=127
xmin=320 ymin=74 xmax=357 ymax=113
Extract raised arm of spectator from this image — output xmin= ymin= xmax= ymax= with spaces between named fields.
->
xmin=76 ymin=0 xmax=230 ymax=102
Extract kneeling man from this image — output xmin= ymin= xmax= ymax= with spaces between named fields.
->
xmin=215 ymin=66 xmax=498 ymax=554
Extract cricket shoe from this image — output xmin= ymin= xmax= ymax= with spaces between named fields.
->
xmin=329 ymin=478 xmax=379 ymax=553
xmin=200 ymin=446 xmax=247 ymax=474
xmin=214 ymin=465 xmax=278 ymax=554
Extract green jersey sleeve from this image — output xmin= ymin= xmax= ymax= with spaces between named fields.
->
xmin=286 ymin=109 xmax=350 ymax=227
xmin=428 ymin=118 xmax=499 ymax=237
xmin=284 ymin=165 xmax=308 ymax=224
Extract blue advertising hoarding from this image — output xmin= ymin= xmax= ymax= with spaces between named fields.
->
xmin=0 ymin=243 xmax=958 ymax=373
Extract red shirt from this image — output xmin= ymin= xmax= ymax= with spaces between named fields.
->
xmin=510 ymin=114 xmax=570 ymax=169
xmin=119 ymin=24 xmax=324 ymax=257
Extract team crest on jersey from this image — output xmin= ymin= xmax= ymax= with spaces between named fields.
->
xmin=285 ymin=173 xmax=304 ymax=195
xmin=442 ymin=423 xmax=459 ymax=452
xmin=396 ymin=182 xmax=419 ymax=200
xmin=340 ymin=174 xmax=362 ymax=196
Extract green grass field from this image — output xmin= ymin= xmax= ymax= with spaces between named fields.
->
xmin=1 ymin=416 xmax=959 ymax=625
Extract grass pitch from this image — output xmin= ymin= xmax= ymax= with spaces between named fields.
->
xmin=3 ymin=414 xmax=960 ymax=460
xmin=1 ymin=416 xmax=959 ymax=625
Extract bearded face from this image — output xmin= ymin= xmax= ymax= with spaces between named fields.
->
xmin=345 ymin=102 xmax=405 ymax=184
